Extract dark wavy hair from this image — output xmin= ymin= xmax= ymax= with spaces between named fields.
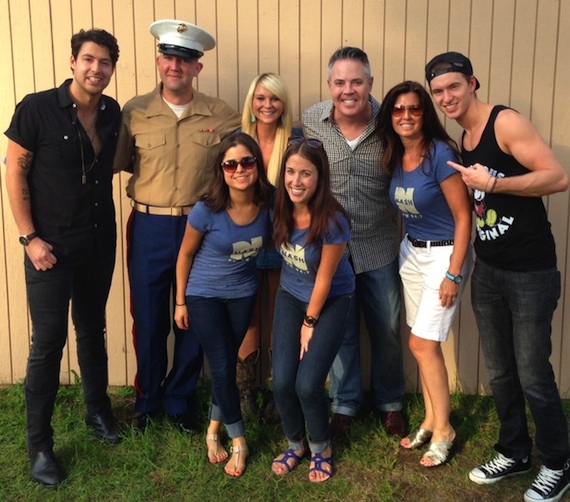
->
xmin=202 ymin=132 xmax=274 ymax=212
xmin=377 ymin=80 xmax=459 ymax=176
xmin=71 ymin=29 xmax=120 ymax=66
xmin=273 ymin=141 xmax=348 ymax=248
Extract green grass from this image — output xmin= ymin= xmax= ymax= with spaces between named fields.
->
xmin=0 ymin=383 xmax=568 ymax=501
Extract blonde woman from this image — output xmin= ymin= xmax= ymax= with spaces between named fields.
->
xmin=237 ymin=73 xmax=300 ymax=418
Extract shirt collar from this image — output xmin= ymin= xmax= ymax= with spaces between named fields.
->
xmin=147 ymin=84 xmax=214 ymax=118
xmin=320 ymin=95 xmax=381 ymax=125
xmin=56 ymin=78 xmax=108 ymax=111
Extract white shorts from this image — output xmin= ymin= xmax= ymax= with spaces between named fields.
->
xmin=399 ymin=236 xmax=473 ymax=342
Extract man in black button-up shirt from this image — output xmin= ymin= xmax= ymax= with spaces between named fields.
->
xmin=4 ymin=28 xmax=121 ymax=488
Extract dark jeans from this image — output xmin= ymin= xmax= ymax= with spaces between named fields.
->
xmin=186 ymin=294 xmax=256 ymax=438
xmin=330 ymin=257 xmax=404 ymax=415
xmin=272 ymin=288 xmax=354 ymax=453
xmin=471 ymin=259 xmax=569 ymax=469
xmin=24 ymin=251 xmax=115 ymax=455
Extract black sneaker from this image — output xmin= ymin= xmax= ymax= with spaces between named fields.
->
xmin=469 ymin=452 xmax=532 ymax=485
xmin=524 ymin=461 xmax=570 ymax=502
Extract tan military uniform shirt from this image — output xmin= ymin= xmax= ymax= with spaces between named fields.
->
xmin=114 ymin=85 xmax=241 ymax=207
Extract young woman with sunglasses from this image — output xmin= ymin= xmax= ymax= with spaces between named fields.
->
xmin=174 ymin=133 xmax=273 ymax=478
xmin=377 ymin=81 xmax=472 ymax=467
xmin=270 ymin=138 xmax=355 ymax=482
xmin=237 ymin=73 xmax=301 ymax=421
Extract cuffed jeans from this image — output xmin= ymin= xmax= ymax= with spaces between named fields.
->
xmin=272 ymin=288 xmax=354 ymax=453
xmin=24 ymin=250 xmax=114 ymax=455
xmin=329 ymin=257 xmax=404 ymax=415
xmin=128 ymin=210 xmax=202 ymax=416
xmin=186 ymin=294 xmax=255 ymax=438
xmin=471 ymin=259 xmax=569 ymax=470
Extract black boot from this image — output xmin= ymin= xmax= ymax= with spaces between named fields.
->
xmin=30 ymin=449 xmax=65 ymax=488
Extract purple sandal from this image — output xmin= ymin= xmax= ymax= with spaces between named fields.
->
xmin=309 ymin=451 xmax=333 ymax=483
xmin=272 ymin=448 xmax=304 ymax=475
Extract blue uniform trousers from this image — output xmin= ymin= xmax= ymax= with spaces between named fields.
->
xmin=127 ymin=209 xmax=202 ymax=415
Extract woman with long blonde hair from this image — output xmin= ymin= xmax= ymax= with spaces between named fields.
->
xmin=237 ymin=73 xmax=299 ymax=419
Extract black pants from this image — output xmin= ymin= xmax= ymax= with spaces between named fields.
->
xmin=24 ymin=250 xmax=115 ymax=455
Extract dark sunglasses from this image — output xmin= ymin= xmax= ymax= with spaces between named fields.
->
xmin=287 ymin=136 xmax=324 ymax=149
xmin=221 ymin=156 xmax=257 ymax=173
xmin=392 ymin=104 xmax=423 ymax=117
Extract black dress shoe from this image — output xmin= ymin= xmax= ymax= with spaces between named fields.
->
xmin=131 ymin=411 xmax=153 ymax=433
xmin=169 ymin=411 xmax=201 ymax=434
xmin=30 ymin=450 xmax=65 ymax=488
xmin=86 ymin=413 xmax=121 ymax=444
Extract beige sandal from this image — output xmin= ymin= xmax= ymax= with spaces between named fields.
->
xmin=225 ymin=443 xmax=249 ymax=478
xmin=206 ymin=433 xmax=228 ymax=464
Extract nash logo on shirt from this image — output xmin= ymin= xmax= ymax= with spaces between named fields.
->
xmin=280 ymin=243 xmax=309 ymax=274
xmin=393 ymin=187 xmax=420 ymax=218
xmin=230 ymin=237 xmax=263 ymax=261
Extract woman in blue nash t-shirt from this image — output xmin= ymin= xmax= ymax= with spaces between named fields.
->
xmin=174 ymin=133 xmax=273 ymax=478
xmin=377 ymin=81 xmax=472 ymax=468
xmin=270 ymin=137 xmax=355 ymax=483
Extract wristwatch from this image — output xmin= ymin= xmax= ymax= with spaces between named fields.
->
xmin=445 ymin=271 xmax=463 ymax=284
xmin=19 ymin=232 xmax=38 ymax=246
xmin=303 ymin=315 xmax=319 ymax=328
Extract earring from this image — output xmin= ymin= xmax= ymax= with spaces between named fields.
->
xmin=250 ymin=113 xmax=256 ymax=123
xmin=280 ymin=114 xmax=285 ymax=124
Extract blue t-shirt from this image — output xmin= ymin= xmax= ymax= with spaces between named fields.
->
xmin=389 ymin=140 xmax=459 ymax=241
xmin=279 ymin=212 xmax=355 ymax=303
xmin=186 ymin=201 xmax=271 ymax=298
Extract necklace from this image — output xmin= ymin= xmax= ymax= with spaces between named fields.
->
xmin=78 ymin=127 xmax=98 ymax=184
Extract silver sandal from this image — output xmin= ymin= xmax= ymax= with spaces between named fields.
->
xmin=401 ymin=428 xmax=433 ymax=449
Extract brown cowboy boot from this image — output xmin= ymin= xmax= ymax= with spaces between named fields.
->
xmin=262 ymin=347 xmax=281 ymax=425
xmin=236 ymin=349 xmax=259 ymax=419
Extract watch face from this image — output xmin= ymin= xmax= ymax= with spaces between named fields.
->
xmin=455 ymin=275 xmax=463 ymax=284
xmin=19 ymin=235 xmax=29 ymax=246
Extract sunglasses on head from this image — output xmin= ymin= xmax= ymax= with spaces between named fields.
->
xmin=221 ymin=156 xmax=257 ymax=173
xmin=287 ymin=136 xmax=324 ymax=149
xmin=392 ymin=104 xmax=423 ymax=117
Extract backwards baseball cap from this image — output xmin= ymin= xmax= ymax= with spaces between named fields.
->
xmin=425 ymin=51 xmax=480 ymax=90
xmin=150 ymin=19 xmax=216 ymax=59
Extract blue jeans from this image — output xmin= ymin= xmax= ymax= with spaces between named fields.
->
xmin=272 ymin=288 xmax=354 ymax=453
xmin=128 ymin=210 xmax=202 ymax=416
xmin=24 ymin=251 xmax=115 ymax=455
xmin=186 ymin=295 xmax=256 ymax=438
xmin=471 ymin=259 xmax=569 ymax=469
xmin=330 ymin=257 xmax=404 ymax=415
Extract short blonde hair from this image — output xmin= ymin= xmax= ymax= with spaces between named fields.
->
xmin=241 ymin=73 xmax=293 ymax=185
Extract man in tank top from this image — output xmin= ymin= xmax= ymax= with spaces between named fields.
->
xmin=425 ymin=51 xmax=569 ymax=502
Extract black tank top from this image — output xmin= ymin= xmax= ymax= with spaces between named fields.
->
xmin=461 ymin=105 xmax=556 ymax=271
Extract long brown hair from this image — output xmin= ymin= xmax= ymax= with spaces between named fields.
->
xmin=202 ymin=132 xmax=274 ymax=212
xmin=273 ymin=141 xmax=348 ymax=248
xmin=377 ymin=80 xmax=459 ymax=176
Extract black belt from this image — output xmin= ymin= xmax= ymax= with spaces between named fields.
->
xmin=407 ymin=235 xmax=454 ymax=248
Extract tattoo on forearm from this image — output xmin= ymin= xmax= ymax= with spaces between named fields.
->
xmin=17 ymin=152 xmax=33 ymax=171
xmin=22 ymin=188 xmax=30 ymax=202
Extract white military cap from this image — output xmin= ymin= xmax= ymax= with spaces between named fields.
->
xmin=150 ymin=19 xmax=216 ymax=59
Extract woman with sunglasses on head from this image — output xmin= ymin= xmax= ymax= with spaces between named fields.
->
xmin=237 ymin=73 xmax=301 ymax=421
xmin=377 ymin=81 xmax=472 ymax=467
xmin=270 ymin=137 xmax=355 ymax=483
xmin=174 ymin=133 xmax=273 ymax=478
